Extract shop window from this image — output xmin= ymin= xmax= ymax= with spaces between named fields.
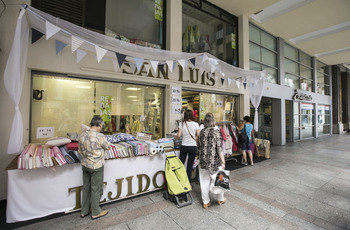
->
xmin=284 ymin=43 xmax=314 ymax=91
xmin=317 ymin=105 xmax=331 ymax=135
xmin=249 ymin=24 xmax=278 ymax=84
xmin=316 ymin=61 xmax=330 ymax=95
xmin=300 ymin=103 xmax=314 ymax=139
xmin=181 ymin=90 xmax=239 ymax=125
xmin=32 ymin=0 xmax=165 ymax=49
xmin=182 ymin=0 xmax=238 ymax=66
xmin=30 ymin=73 xmax=164 ymax=143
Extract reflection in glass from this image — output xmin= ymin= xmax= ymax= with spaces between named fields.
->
xmin=31 ymin=74 xmax=163 ymax=143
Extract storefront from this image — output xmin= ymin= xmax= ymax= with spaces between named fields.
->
xmin=3 ymin=4 xmax=265 ymax=223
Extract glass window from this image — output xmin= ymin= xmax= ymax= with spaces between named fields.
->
xmin=285 ymin=74 xmax=299 ymax=88
xmin=249 ymin=43 xmax=261 ymax=62
xmin=31 ymin=73 xmax=164 ymax=143
xmin=199 ymin=93 xmax=238 ymax=123
xmin=300 ymin=66 xmax=312 ymax=79
xmin=285 ymin=59 xmax=299 ymax=75
xmin=317 ymin=105 xmax=330 ymax=135
xmin=105 ymin=0 xmax=164 ymax=48
xmin=182 ymin=1 xmax=238 ymax=66
xmin=249 ymin=24 xmax=278 ymax=84
xmin=285 ymin=44 xmax=298 ymax=61
xmin=249 ymin=61 xmax=260 ymax=71
xmin=261 ymin=31 xmax=276 ymax=51
xmin=316 ymin=61 xmax=330 ymax=95
xmin=300 ymin=51 xmax=311 ymax=67
xmin=300 ymin=78 xmax=312 ymax=92
xmin=261 ymin=48 xmax=277 ymax=67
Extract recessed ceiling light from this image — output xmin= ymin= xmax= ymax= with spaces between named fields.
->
xmin=128 ymin=96 xmax=137 ymax=98
xmin=76 ymin=85 xmax=91 ymax=89
xmin=126 ymin=87 xmax=141 ymax=91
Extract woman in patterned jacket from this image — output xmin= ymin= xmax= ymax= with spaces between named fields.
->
xmin=198 ymin=113 xmax=226 ymax=209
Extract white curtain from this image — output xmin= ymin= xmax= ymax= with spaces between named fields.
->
xmin=248 ymin=71 xmax=267 ymax=132
xmin=3 ymin=8 xmax=29 ymax=154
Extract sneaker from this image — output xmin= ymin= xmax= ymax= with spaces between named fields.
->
xmin=241 ymin=162 xmax=248 ymax=166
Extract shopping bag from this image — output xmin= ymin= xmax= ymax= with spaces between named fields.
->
xmin=210 ymin=168 xmax=230 ymax=194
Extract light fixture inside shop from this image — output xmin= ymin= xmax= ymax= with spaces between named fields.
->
xmin=75 ymin=85 xmax=91 ymax=89
xmin=126 ymin=87 xmax=141 ymax=91
xmin=128 ymin=96 xmax=137 ymax=98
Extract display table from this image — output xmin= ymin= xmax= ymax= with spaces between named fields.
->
xmin=6 ymin=152 xmax=177 ymax=223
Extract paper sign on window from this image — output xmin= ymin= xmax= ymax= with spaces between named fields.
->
xmin=101 ymin=95 xmax=112 ymax=122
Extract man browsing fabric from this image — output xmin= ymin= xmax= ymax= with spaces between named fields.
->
xmin=78 ymin=116 xmax=111 ymax=220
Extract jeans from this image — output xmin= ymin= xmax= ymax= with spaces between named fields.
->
xmin=179 ymin=145 xmax=197 ymax=181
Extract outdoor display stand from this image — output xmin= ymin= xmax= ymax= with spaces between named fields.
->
xmin=6 ymin=152 xmax=178 ymax=223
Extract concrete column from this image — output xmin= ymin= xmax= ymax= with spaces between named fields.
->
xmin=238 ymin=15 xmax=250 ymax=70
xmin=272 ymin=98 xmax=286 ymax=145
xmin=166 ymin=0 xmax=182 ymax=52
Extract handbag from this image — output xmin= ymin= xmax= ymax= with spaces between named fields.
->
xmin=238 ymin=124 xmax=249 ymax=145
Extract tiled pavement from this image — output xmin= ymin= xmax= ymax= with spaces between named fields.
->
xmin=13 ymin=134 xmax=350 ymax=229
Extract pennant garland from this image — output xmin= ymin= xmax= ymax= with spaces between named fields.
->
xmin=116 ymin=53 xmax=126 ymax=68
xmin=31 ymin=28 xmax=44 ymax=44
xmin=45 ymin=21 xmax=61 ymax=40
xmin=189 ymin=58 xmax=196 ymax=68
xmin=129 ymin=62 xmax=136 ymax=73
xmin=95 ymin=45 xmax=107 ymax=63
xmin=228 ymin=78 xmax=232 ymax=86
xmin=134 ymin=58 xmax=144 ymax=73
xmin=236 ymin=79 xmax=240 ymax=89
xmin=221 ymin=78 xmax=225 ymax=86
xmin=55 ymin=40 xmax=66 ymax=54
xmin=166 ymin=60 xmax=175 ymax=73
xmin=158 ymin=63 xmax=165 ymax=73
xmin=178 ymin=59 xmax=186 ymax=70
xmin=243 ymin=78 xmax=247 ymax=89
xmin=150 ymin=60 xmax=159 ymax=73
xmin=76 ymin=49 xmax=87 ymax=63
xmin=71 ymin=36 xmax=84 ymax=53
xmin=144 ymin=64 xmax=151 ymax=74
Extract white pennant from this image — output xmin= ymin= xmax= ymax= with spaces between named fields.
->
xmin=45 ymin=21 xmax=61 ymax=40
xmin=178 ymin=59 xmax=186 ymax=70
xmin=129 ymin=62 xmax=136 ymax=73
xmin=95 ymin=45 xmax=107 ymax=63
xmin=144 ymin=64 xmax=151 ymax=74
xmin=150 ymin=60 xmax=159 ymax=73
xmin=202 ymin=54 xmax=208 ymax=63
xmin=166 ymin=60 xmax=175 ymax=73
xmin=134 ymin=58 xmax=144 ymax=73
xmin=228 ymin=78 xmax=232 ymax=86
xmin=71 ymin=36 xmax=84 ymax=53
xmin=76 ymin=49 xmax=87 ymax=63
xmin=236 ymin=79 xmax=240 ymax=89
xmin=112 ymin=60 xmax=120 ymax=72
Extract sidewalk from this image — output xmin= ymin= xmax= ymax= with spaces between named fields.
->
xmin=8 ymin=134 xmax=350 ymax=229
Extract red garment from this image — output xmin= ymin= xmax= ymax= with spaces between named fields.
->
xmin=66 ymin=142 xmax=78 ymax=151
xmin=220 ymin=127 xmax=227 ymax=141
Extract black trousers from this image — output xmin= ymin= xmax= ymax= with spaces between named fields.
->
xmin=179 ymin=145 xmax=197 ymax=181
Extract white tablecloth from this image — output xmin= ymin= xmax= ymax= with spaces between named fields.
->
xmin=7 ymin=153 xmax=174 ymax=223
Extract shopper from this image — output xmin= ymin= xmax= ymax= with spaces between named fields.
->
xmin=176 ymin=109 xmax=200 ymax=181
xmin=237 ymin=116 xmax=254 ymax=166
xmin=198 ymin=113 xmax=226 ymax=209
xmin=78 ymin=116 xmax=111 ymax=220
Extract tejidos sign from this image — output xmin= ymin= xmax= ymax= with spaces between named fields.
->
xmin=293 ymin=90 xmax=312 ymax=101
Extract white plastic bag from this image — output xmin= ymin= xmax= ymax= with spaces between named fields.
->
xmin=209 ymin=168 xmax=230 ymax=194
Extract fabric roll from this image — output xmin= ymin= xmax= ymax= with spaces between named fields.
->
xmin=60 ymin=146 xmax=75 ymax=164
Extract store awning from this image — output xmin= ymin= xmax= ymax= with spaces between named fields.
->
xmin=4 ymin=5 xmax=265 ymax=154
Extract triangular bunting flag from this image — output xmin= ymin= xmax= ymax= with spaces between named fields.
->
xmin=243 ymin=79 xmax=247 ymax=89
xmin=76 ymin=49 xmax=87 ymax=63
xmin=95 ymin=45 xmax=107 ymax=63
xmin=150 ymin=60 xmax=159 ymax=73
xmin=116 ymin=53 xmax=126 ymax=68
xmin=189 ymin=58 xmax=196 ymax=68
xmin=112 ymin=60 xmax=120 ymax=72
xmin=210 ymin=64 xmax=217 ymax=73
xmin=71 ymin=36 xmax=85 ymax=53
xmin=134 ymin=58 xmax=144 ymax=73
xmin=158 ymin=64 xmax=165 ymax=73
xmin=202 ymin=54 xmax=208 ymax=63
xmin=45 ymin=21 xmax=61 ymax=40
xmin=178 ymin=59 xmax=186 ymax=70
xmin=228 ymin=78 xmax=232 ymax=86
xmin=129 ymin=62 xmax=136 ymax=73
xmin=236 ymin=79 xmax=240 ymax=89
xmin=221 ymin=78 xmax=225 ymax=86
xmin=55 ymin=40 xmax=67 ymax=54
xmin=144 ymin=64 xmax=151 ymax=74
xmin=32 ymin=28 xmax=44 ymax=44
xmin=166 ymin=60 xmax=175 ymax=73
